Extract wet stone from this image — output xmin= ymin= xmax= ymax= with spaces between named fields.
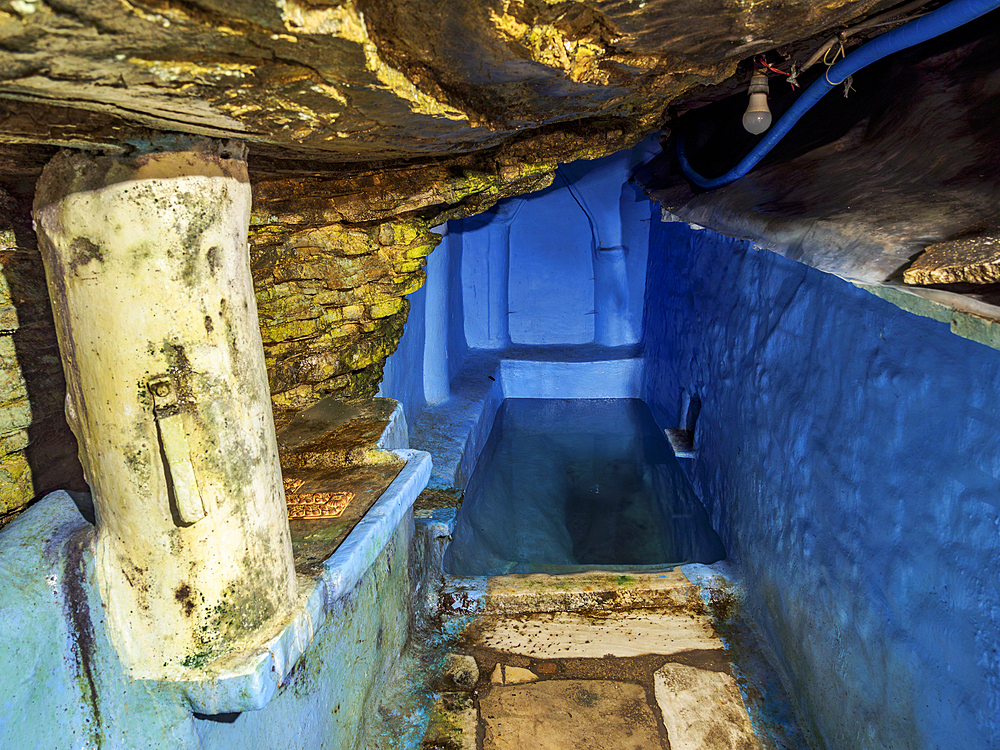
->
xmin=422 ymin=692 xmax=477 ymax=750
xmin=438 ymin=653 xmax=479 ymax=691
xmin=480 ymin=679 xmax=664 ymax=750
xmin=274 ymin=394 xmax=362 ymax=450
xmin=653 ymin=662 xmax=760 ymax=750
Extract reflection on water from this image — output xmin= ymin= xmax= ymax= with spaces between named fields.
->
xmin=444 ymin=398 xmax=726 ymax=577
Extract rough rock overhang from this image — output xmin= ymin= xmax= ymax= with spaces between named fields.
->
xmin=636 ymin=7 xmax=1000 ymax=338
xmin=0 ymin=0 xmax=909 ymax=171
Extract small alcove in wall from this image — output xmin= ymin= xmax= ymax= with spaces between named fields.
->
xmin=665 ymin=389 xmax=701 ymax=459
xmin=378 ymin=137 xmax=727 ymax=576
xmin=499 ymin=183 xmax=595 ymax=345
xmin=379 ymin=138 xmax=661 ymax=483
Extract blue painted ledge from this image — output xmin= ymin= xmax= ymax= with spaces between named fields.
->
xmin=151 ymin=448 xmax=432 ymax=714
xmin=410 ymin=347 xmax=642 ymax=493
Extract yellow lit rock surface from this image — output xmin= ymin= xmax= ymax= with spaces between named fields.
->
xmin=247 ymin=156 xmax=568 ymax=408
xmin=0 ymin=0 xmax=886 ymax=161
xmin=904 ymin=216 xmax=1000 ymax=286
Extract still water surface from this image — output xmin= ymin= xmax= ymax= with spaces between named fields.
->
xmin=445 ymin=398 xmax=726 ymax=576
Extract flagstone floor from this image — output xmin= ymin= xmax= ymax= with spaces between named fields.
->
xmin=420 ymin=569 xmax=801 ymax=750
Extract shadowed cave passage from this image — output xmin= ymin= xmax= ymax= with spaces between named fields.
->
xmin=444 ymin=398 xmax=726 ymax=576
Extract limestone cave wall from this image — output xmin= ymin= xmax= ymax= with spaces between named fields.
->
xmin=0 ymin=189 xmax=85 ymax=524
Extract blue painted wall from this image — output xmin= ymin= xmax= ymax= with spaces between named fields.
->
xmin=642 ymin=219 xmax=1000 ymax=750
xmin=456 ymin=205 xmax=515 ymax=350
xmin=507 ymin=183 xmax=594 ymax=344
xmin=380 ymin=144 xmax=654 ymax=424
xmin=445 ymin=229 xmax=468 ymax=384
xmin=379 ymin=226 xmax=463 ymax=425
xmin=379 ymin=270 xmax=426 ymax=426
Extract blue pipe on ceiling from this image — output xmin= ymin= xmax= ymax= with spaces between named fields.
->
xmin=677 ymin=0 xmax=1000 ymax=190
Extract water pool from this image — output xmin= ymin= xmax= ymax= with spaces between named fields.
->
xmin=444 ymin=398 xmax=726 ymax=576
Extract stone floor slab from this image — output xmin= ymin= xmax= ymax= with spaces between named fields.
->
xmin=654 ymin=662 xmax=760 ymax=750
xmin=490 ymin=664 xmax=539 ymax=684
xmin=480 ymin=679 xmax=665 ymax=750
xmin=421 ymin=692 xmax=478 ymax=750
xmin=485 ymin=570 xmax=698 ymax=614
xmin=478 ymin=608 xmax=718 ymax=658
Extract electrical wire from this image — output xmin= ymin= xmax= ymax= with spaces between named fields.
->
xmin=758 ymin=57 xmax=799 ymax=89
xmin=677 ymin=0 xmax=1000 ymax=190
xmin=799 ymin=0 xmax=931 ymax=75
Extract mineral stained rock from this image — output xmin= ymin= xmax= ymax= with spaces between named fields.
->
xmin=904 ymin=216 xmax=1000 ymax=286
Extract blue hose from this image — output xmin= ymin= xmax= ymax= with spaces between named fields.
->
xmin=677 ymin=0 xmax=1000 ymax=189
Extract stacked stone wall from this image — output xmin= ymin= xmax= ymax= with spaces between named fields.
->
xmin=0 ymin=233 xmax=32 ymax=521
xmin=250 ymin=218 xmax=437 ymax=408
xmin=0 ymin=194 xmax=84 ymax=525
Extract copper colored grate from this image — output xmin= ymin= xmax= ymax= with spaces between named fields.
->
xmin=284 ymin=477 xmax=354 ymax=520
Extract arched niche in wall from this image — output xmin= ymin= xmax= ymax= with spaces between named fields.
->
xmin=459 ymin=199 xmax=523 ymax=349
xmin=457 ymin=141 xmax=657 ymax=352
xmin=506 ymin=183 xmax=595 ymax=345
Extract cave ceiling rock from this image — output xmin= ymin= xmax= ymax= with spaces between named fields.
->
xmin=0 ymin=0 xmax=903 ymax=161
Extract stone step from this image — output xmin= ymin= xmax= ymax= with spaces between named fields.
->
xmin=482 ymin=568 xmax=702 ymax=615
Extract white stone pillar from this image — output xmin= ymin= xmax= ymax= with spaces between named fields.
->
xmin=33 ymin=140 xmax=297 ymax=678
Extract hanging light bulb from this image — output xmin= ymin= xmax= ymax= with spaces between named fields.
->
xmin=742 ymin=74 xmax=772 ymax=135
